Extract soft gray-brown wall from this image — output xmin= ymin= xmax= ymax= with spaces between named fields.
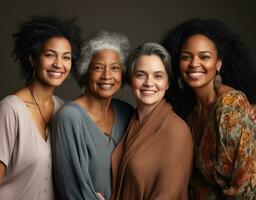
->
xmin=1 ymin=0 xmax=256 ymax=106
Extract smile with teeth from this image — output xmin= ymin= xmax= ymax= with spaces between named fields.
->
xmin=140 ymin=89 xmax=156 ymax=95
xmin=48 ymin=71 xmax=64 ymax=78
xmin=186 ymin=71 xmax=205 ymax=79
xmin=98 ymin=83 xmax=113 ymax=90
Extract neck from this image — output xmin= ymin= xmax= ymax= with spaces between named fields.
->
xmin=192 ymin=84 xmax=216 ymax=111
xmin=28 ymin=80 xmax=55 ymax=106
xmin=83 ymin=93 xmax=112 ymax=116
xmin=137 ymin=101 xmax=161 ymax=123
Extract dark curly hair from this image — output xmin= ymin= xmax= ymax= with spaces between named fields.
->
xmin=162 ymin=19 xmax=256 ymax=121
xmin=12 ymin=15 xmax=83 ymax=83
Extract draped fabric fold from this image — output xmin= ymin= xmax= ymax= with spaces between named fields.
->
xmin=111 ymin=99 xmax=191 ymax=200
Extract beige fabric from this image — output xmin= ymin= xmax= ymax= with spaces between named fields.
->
xmin=0 ymin=95 xmax=63 ymax=200
xmin=111 ymin=99 xmax=193 ymax=200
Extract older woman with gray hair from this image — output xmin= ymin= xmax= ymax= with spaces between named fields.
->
xmin=52 ymin=31 xmax=134 ymax=200
xmin=111 ymin=43 xmax=193 ymax=200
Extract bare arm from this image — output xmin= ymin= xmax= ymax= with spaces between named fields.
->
xmin=0 ymin=161 xmax=6 ymax=185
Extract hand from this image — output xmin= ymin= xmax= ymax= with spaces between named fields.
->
xmin=96 ymin=192 xmax=106 ymax=200
xmin=250 ymin=104 xmax=256 ymax=123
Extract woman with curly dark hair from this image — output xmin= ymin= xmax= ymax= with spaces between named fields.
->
xmin=0 ymin=15 xmax=82 ymax=200
xmin=162 ymin=19 xmax=256 ymax=199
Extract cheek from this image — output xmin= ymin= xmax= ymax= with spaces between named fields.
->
xmin=115 ymin=72 xmax=122 ymax=81
xmin=179 ymin=61 xmax=187 ymax=73
xmin=130 ymin=78 xmax=143 ymax=91
xmin=66 ymin=61 xmax=72 ymax=72
xmin=158 ymin=80 xmax=169 ymax=90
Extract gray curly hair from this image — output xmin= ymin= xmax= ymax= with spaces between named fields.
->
xmin=74 ymin=30 xmax=131 ymax=88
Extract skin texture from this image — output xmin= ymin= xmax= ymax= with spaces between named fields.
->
xmin=131 ymin=55 xmax=169 ymax=120
xmin=86 ymin=49 xmax=122 ymax=100
xmin=35 ymin=37 xmax=72 ymax=87
xmin=179 ymin=34 xmax=222 ymax=92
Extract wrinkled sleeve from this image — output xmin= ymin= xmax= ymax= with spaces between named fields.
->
xmin=214 ymin=92 xmax=256 ymax=199
xmin=0 ymin=102 xmax=17 ymax=167
xmin=51 ymin=107 xmax=99 ymax=200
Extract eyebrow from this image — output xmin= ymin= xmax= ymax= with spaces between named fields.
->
xmin=135 ymin=69 xmax=166 ymax=74
xmin=181 ymin=50 xmax=214 ymax=55
xmin=44 ymin=49 xmax=71 ymax=54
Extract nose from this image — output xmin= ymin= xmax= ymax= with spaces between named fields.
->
xmin=189 ymin=57 xmax=200 ymax=67
xmin=101 ymin=68 xmax=112 ymax=80
xmin=143 ymin=75 xmax=154 ymax=87
xmin=53 ymin=57 xmax=62 ymax=68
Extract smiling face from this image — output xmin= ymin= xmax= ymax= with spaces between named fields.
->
xmin=35 ymin=37 xmax=72 ymax=87
xmin=179 ymin=34 xmax=222 ymax=91
xmin=86 ymin=49 xmax=122 ymax=99
xmin=131 ymin=55 xmax=169 ymax=109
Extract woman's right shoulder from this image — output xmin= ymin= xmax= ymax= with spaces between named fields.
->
xmin=55 ymin=102 xmax=84 ymax=120
xmin=0 ymin=95 xmax=22 ymax=112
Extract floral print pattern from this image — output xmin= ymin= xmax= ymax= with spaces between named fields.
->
xmin=191 ymin=90 xmax=256 ymax=200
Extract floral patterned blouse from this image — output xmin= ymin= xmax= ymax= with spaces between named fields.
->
xmin=190 ymin=90 xmax=256 ymax=200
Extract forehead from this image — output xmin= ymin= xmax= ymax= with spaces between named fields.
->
xmin=135 ymin=55 xmax=166 ymax=72
xmin=92 ymin=49 xmax=121 ymax=62
xmin=41 ymin=37 xmax=71 ymax=52
xmin=182 ymin=34 xmax=217 ymax=51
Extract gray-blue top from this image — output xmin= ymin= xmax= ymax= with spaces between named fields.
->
xmin=52 ymin=98 xmax=134 ymax=200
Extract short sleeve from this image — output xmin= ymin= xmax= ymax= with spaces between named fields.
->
xmin=0 ymin=101 xmax=18 ymax=167
xmin=214 ymin=91 xmax=256 ymax=198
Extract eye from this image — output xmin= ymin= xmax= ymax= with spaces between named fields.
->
xmin=45 ymin=53 xmax=55 ymax=58
xmin=91 ymin=65 xmax=104 ymax=72
xmin=180 ymin=54 xmax=191 ymax=61
xmin=63 ymin=55 xmax=71 ymax=61
xmin=200 ymin=55 xmax=211 ymax=60
xmin=154 ymin=74 xmax=164 ymax=79
xmin=135 ymin=72 xmax=146 ymax=79
xmin=111 ymin=65 xmax=121 ymax=72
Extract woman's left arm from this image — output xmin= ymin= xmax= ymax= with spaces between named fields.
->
xmin=215 ymin=92 xmax=256 ymax=199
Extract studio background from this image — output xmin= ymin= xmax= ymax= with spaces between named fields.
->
xmin=1 ymin=0 xmax=256 ymax=106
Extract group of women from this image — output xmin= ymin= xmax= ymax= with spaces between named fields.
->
xmin=0 ymin=15 xmax=256 ymax=200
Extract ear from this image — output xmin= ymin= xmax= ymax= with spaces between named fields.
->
xmin=216 ymin=59 xmax=222 ymax=72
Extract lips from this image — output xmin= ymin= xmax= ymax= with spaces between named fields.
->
xmin=186 ymin=71 xmax=204 ymax=79
xmin=98 ymin=83 xmax=114 ymax=90
xmin=48 ymin=71 xmax=64 ymax=78
xmin=140 ymin=89 xmax=156 ymax=95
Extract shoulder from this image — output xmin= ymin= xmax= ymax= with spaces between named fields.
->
xmin=216 ymin=90 xmax=250 ymax=112
xmin=0 ymin=95 xmax=23 ymax=116
xmin=53 ymin=95 xmax=65 ymax=109
xmin=167 ymin=108 xmax=190 ymax=131
xmin=54 ymin=102 xmax=84 ymax=122
xmin=164 ymin=108 xmax=192 ymax=140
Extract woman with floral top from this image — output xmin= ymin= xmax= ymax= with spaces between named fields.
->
xmin=163 ymin=19 xmax=256 ymax=199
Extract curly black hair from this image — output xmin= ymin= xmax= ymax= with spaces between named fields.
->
xmin=162 ymin=19 xmax=256 ymax=121
xmin=12 ymin=15 xmax=83 ymax=83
